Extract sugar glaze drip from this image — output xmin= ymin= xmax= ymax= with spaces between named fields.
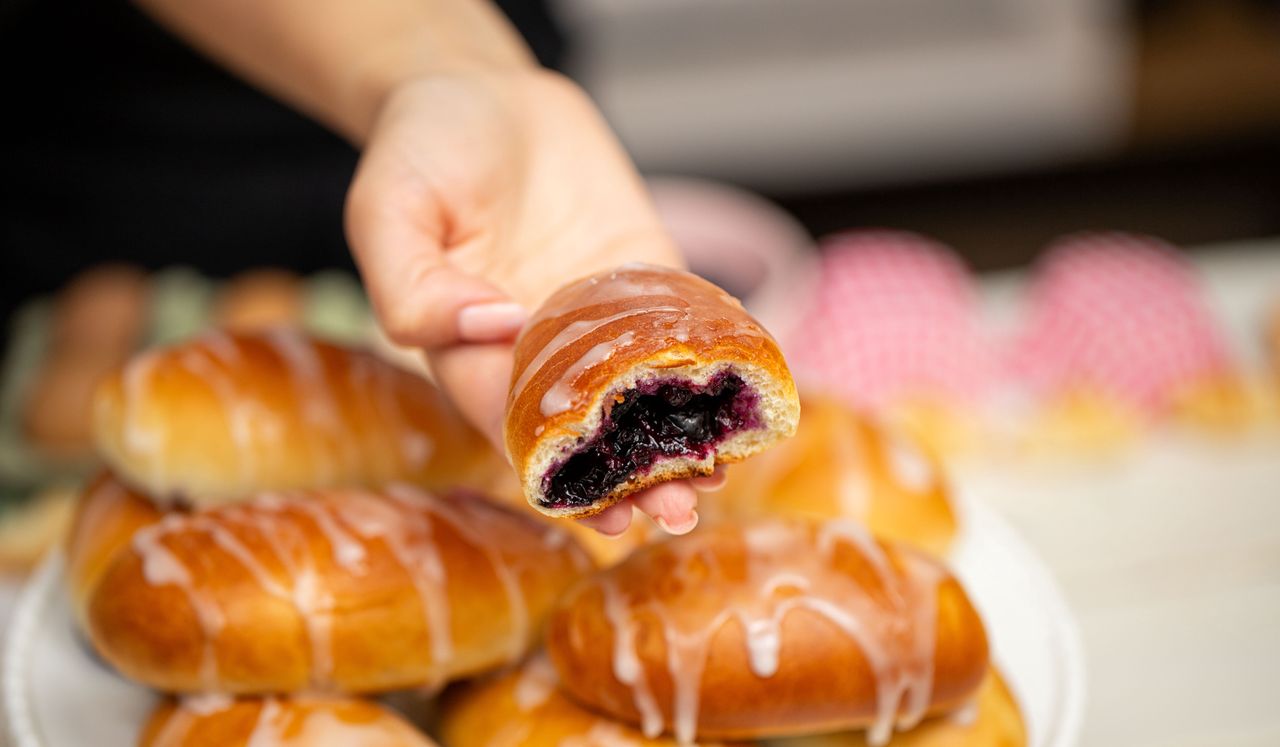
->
xmin=127 ymin=487 xmax=571 ymax=691
xmin=594 ymin=519 xmax=941 ymax=745
xmin=540 ymin=331 xmax=638 ymax=417
xmin=511 ymin=263 xmax=743 ymax=408
xmin=112 ymin=330 xmax=439 ymax=493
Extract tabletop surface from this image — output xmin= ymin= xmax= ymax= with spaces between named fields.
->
xmin=964 ymin=241 xmax=1280 ymax=747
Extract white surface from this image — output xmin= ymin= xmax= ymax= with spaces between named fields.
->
xmin=963 ymin=241 xmax=1280 ymax=746
xmin=1 ymin=498 xmax=1084 ymax=747
xmin=560 ymin=0 xmax=1130 ymax=189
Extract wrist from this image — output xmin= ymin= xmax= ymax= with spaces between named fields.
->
xmin=344 ymin=35 xmax=536 ymax=145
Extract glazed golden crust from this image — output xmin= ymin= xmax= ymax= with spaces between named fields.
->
xmin=64 ymin=473 xmax=163 ymax=623
xmin=504 ymin=264 xmax=799 ymax=518
xmin=439 ymin=656 xmax=746 ymax=747
xmin=92 ymin=329 xmax=499 ymax=507
xmin=707 ymin=395 xmax=957 ymax=557
xmin=440 ymin=659 xmax=1021 ymax=747
xmin=546 ymin=521 xmax=988 ymax=741
xmin=77 ymin=484 xmax=592 ymax=694
xmin=762 ymin=670 xmax=1025 ymax=747
xmin=139 ymin=696 xmax=437 ymax=747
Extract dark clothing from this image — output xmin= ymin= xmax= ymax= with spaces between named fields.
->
xmin=0 ymin=0 xmax=564 ymax=330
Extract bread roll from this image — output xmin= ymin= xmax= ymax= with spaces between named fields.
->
xmin=50 ymin=264 xmax=149 ymax=354
xmin=439 ymin=655 xmax=746 ymax=746
xmin=64 ymin=473 xmax=163 ymax=622
xmin=24 ymin=349 xmax=128 ymax=458
xmin=213 ymin=270 xmax=305 ymax=332
xmin=706 ymin=396 xmax=957 ymax=557
xmin=546 ymin=520 xmax=988 ymax=742
xmin=139 ymin=695 xmax=436 ymax=746
xmin=505 ymin=264 xmax=799 ymax=519
xmin=761 ymin=671 xmax=1025 ymax=747
xmin=93 ymin=329 xmax=497 ymax=507
xmin=78 ymin=483 xmax=592 ymax=694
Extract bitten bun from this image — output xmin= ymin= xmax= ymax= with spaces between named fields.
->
xmin=546 ymin=520 xmax=988 ymax=742
xmin=505 ymin=264 xmax=799 ymax=519
xmin=706 ymin=395 xmax=957 ymax=557
xmin=74 ymin=479 xmax=592 ymax=694
xmin=139 ymin=696 xmax=437 ymax=747
xmin=439 ymin=656 xmax=745 ymax=747
xmin=92 ymin=329 xmax=497 ymax=507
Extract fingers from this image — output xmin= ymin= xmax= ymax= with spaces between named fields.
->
xmin=631 ymin=482 xmax=699 ymax=535
xmin=578 ymin=481 xmax=701 ymax=538
xmin=345 ymin=148 xmax=526 ymax=350
xmin=428 ymin=344 xmax=515 ymax=451
xmin=690 ymin=464 xmax=728 ymax=492
xmin=577 ymin=502 xmax=635 ymax=536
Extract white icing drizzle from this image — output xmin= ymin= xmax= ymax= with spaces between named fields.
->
xmin=120 ymin=350 xmax=167 ymax=486
xmin=245 ymin=698 xmax=283 ymax=747
xmin=832 ymin=415 xmax=874 ymax=519
xmin=202 ymin=329 xmax=244 ymax=363
xmin=512 ymin=656 xmax=557 ymax=712
xmin=149 ymin=705 xmax=196 ymax=746
xmin=594 ymin=521 xmax=941 ymax=745
xmin=180 ymin=692 xmax=233 ymax=716
xmin=396 ymin=486 xmax=530 ymax=663
xmin=343 ymin=490 xmax=454 ymax=682
xmin=561 ymin=722 xmax=647 ymax=747
xmin=949 ymin=699 xmax=980 ymax=727
xmin=882 ymin=428 xmax=936 ymax=494
xmin=263 ymin=329 xmax=347 ymax=483
xmin=362 ymin=352 xmax=434 ymax=472
xmin=131 ymin=518 xmax=226 ymax=692
xmin=292 ymin=500 xmax=368 ymax=573
xmin=540 ymin=331 xmax=637 ymax=417
xmin=129 ymin=487 xmax=576 ymax=696
xmin=511 ymin=306 xmax=684 ymax=405
xmin=178 ymin=346 xmax=260 ymax=486
xmin=602 ymin=577 xmax=664 ymax=737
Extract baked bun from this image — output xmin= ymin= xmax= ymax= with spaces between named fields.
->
xmin=92 ymin=329 xmax=496 ymax=507
xmin=214 ymin=270 xmax=305 ymax=331
xmin=546 ymin=520 xmax=988 ymax=742
xmin=439 ymin=655 xmax=746 ymax=746
xmin=76 ymin=482 xmax=592 ymax=694
xmin=139 ymin=695 xmax=436 ymax=746
xmin=65 ymin=473 xmax=163 ymax=622
xmin=706 ymin=395 xmax=957 ymax=557
xmin=761 ymin=670 xmax=1025 ymax=747
xmin=50 ymin=264 xmax=150 ymax=355
xmin=504 ymin=263 xmax=800 ymax=518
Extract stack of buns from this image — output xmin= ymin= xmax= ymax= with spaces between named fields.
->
xmin=70 ymin=329 xmax=591 ymax=745
xmin=67 ymin=268 xmax=1023 ymax=746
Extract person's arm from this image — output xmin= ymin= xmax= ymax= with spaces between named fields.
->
xmin=135 ymin=0 xmax=530 ymax=143
xmin=134 ymin=0 xmax=711 ymax=535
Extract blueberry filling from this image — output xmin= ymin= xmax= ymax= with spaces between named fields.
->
xmin=542 ymin=372 xmax=760 ymax=509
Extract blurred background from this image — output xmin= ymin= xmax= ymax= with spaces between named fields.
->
xmin=1 ymin=1 xmax=1279 ymax=745
xmin=561 ymin=0 xmax=1280 ymax=267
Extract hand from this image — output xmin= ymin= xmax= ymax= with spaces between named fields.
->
xmin=346 ymin=70 xmax=716 ymax=535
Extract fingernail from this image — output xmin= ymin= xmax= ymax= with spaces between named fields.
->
xmin=597 ymin=523 xmax=629 ymax=538
xmin=457 ymin=302 xmax=528 ymax=343
xmin=657 ymin=511 xmax=699 ymax=536
xmin=691 ymin=471 xmax=727 ymax=492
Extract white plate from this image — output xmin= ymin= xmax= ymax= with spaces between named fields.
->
xmin=2 ymin=496 xmax=1084 ymax=747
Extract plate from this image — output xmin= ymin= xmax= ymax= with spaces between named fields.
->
xmin=2 ymin=496 xmax=1084 ymax=746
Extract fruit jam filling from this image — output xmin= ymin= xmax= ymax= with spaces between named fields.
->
xmin=542 ymin=372 xmax=760 ymax=509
